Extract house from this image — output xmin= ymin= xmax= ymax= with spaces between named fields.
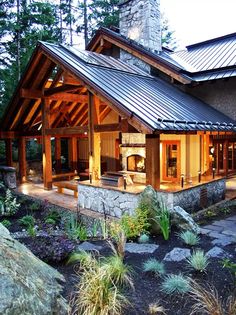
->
xmin=0 ymin=0 xmax=235 ymax=216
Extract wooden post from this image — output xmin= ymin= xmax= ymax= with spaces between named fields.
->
xmin=88 ymin=92 xmax=101 ymax=181
xmin=5 ymin=139 xmax=13 ymax=167
xmin=146 ymin=134 xmax=160 ymax=189
xmin=69 ymin=137 xmax=78 ymax=171
xmin=55 ymin=137 xmax=61 ymax=173
xmin=223 ymin=140 xmax=229 ymax=176
xmin=19 ymin=137 xmax=27 ymax=183
xmin=42 ymin=98 xmax=52 ymax=190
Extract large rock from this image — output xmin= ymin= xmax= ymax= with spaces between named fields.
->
xmin=171 ymin=206 xmax=200 ymax=234
xmin=0 ymin=166 xmax=17 ymax=189
xmin=0 ymin=223 xmax=68 ymax=315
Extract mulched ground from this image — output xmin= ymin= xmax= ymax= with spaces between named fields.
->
xmin=1 ymin=190 xmax=236 ymax=315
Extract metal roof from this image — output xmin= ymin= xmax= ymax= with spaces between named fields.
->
xmin=87 ymin=28 xmax=236 ymax=83
xmin=41 ymin=42 xmax=236 ymax=132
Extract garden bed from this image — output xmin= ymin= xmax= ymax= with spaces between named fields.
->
xmin=0 ymin=186 xmax=236 ymax=315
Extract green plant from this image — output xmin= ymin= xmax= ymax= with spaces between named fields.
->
xmin=1 ymin=189 xmax=20 ymax=216
xmin=121 ymin=203 xmax=150 ymax=239
xmin=45 ymin=209 xmax=61 ymax=224
xmin=189 ymin=279 xmax=236 ymax=315
xmin=109 ymin=221 xmax=127 ymax=259
xmin=143 ymin=258 xmax=165 ymax=277
xmin=222 ymin=258 xmax=236 ymax=279
xmin=70 ymin=252 xmax=133 ymax=315
xmin=187 ymin=250 xmax=209 ymax=272
xmin=99 ymin=218 xmax=109 ymax=239
xmin=66 ymin=215 xmax=88 ymax=241
xmin=138 ymin=233 xmax=150 ymax=244
xmin=29 ymin=202 xmax=40 ymax=212
xmin=102 ymin=254 xmax=133 ymax=288
xmin=0 ymin=219 xmax=11 ymax=228
xmin=161 ymin=274 xmax=190 ymax=295
xmin=19 ymin=215 xmax=35 ymax=228
xmin=153 ymin=199 xmax=171 ymax=240
xmin=205 ymin=210 xmax=216 ymax=218
xmin=91 ymin=219 xmax=99 ymax=238
xmin=45 ymin=218 xmax=56 ymax=225
xmin=27 ymin=225 xmax=37 ymax=237
xmin=178 ymin=230 xmax=200 ymax=246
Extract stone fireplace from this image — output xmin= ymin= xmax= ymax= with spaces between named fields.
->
xmin=127 ymin=154 xmax=146 ymax=173
xmin=121 ymin=133 xmax=146 ymax=183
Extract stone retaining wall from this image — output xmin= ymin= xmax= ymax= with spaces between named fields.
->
xmin=78 ymin=178 xmax=226 ymax=218
xmin=78 ymin=184 xmax=140 ymax=217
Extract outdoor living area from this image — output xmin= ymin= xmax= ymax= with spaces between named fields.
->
xmin=0 ymin=41 xmax=235 ymax=219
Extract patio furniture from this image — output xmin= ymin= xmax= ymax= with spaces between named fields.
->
xmin=53 ymin=181 xmax=78 ymax=197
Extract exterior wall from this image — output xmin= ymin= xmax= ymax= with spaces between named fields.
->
xmin=158 ymin=178 xmax=226 ymax=213
xmin=78 ymin=178 xmax=226 ymax=217
xmin=185 ymin=77 xmax=236 ymax=120
xmin=78 ymin=183 xmax=140 ymax=217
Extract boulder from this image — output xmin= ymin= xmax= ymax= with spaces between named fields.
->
xmin=171 ymin=206 xmax=200 ymax=234
xmin=0 ymin=166 xmax=17 ymax=189
xmin=0 ymin=223 xmax=68 ymax=315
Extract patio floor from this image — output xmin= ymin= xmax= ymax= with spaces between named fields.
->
xmin=16 ymin=177 xmax=236 ymax=215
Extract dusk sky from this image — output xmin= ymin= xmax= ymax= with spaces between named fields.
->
xmin=161 ymin=0 xmax=236 ymax=48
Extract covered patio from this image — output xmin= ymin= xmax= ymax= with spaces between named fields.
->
xmin=1 ymin=42 xmax=236 ymax=216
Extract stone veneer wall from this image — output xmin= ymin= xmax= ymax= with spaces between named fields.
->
xmin=78 ymin=178 xmax=226 ymax=218
xmin=157 ymin=178 xmax=226 ymax=214
xmin=119 ymin=0 xmax=161 ymax=72
xmin=78 ymin=184 xmax=140 ymax=217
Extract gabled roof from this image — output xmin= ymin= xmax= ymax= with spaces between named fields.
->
xmin=1 ymin=41 xmax=236 ymax=135
xmin=87 ymin=27 xmax=236 ymax=83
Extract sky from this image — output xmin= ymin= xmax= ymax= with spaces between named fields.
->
xmin=160 ymin=0 xmax=236 ymax=49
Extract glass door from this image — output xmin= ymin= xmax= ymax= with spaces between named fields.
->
xmin=162 ymin=141 xmax=181 ymax=181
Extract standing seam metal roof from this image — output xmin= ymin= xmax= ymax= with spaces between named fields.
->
xmin=41 ymin=42 xmax=236 ymax=132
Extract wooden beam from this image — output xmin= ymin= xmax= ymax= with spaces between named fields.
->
xmin=5 ymin=139 xmax=13 ymax=167
xmin=69 ymin=137 xmax=78 ymax=171
xmin=46 ymin=126 xmax=88 ymax=136
xmin=63 ymin=73 xmax=81 ymax=85
xmin=18 ymin=137 xmax=27 ymax=183
xmin=42 ymin=98 xmax=52 ymax=190
xmin=44 ymin=84 xmax=79 ymax=96
xmin=54 ymin=137 xmax=61 ymax=173
xmin=146 ymin=134 xmax=160 ymax=189
xmin=0 ymin=131 xmax=19 ymax=139
xmin=20 ymin=88 xmax=88 ymax=103
xmin=223 ymin=140 xmax=229 ymax=176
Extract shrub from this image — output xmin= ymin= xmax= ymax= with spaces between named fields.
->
xmin=19 ymin=215 xmax=35 ymax=228
xmin=99 ymin=218 xmax=109 ymax=240
xmin=161 ymin=274 xmax=190 ymax=295
xmin=121 ymin=203 xmax=150 ymax=239
xmin=26 ymin=235 xmax=76 ymax=263
xmin=222 ymin=258 xmax=236 ymax=280
xmin=187 ymin=250 xmax=209 ymax=272
xmin=1 ymin=189 xmax=20 ymax=216
xmin=143 ymin=258 xmax=165 ymax=277
xmin=71 ymin=252 xmax=133 ymax=315
xmin=0 ymin=219 xmax=11 ymax=228
xmin=138 ymin=233 xmax=150 ymax=244
xmin=189 ymin=279 xmax=236 ymax=315
xmin=178 ymin=230 xmax=200 ymax=246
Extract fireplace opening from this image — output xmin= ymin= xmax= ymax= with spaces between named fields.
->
xmin=127 ymin=154 xmax=145 ymax=173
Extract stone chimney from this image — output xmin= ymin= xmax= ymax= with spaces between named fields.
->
xmin=119 ymin=0 xmax=162 ymax=53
